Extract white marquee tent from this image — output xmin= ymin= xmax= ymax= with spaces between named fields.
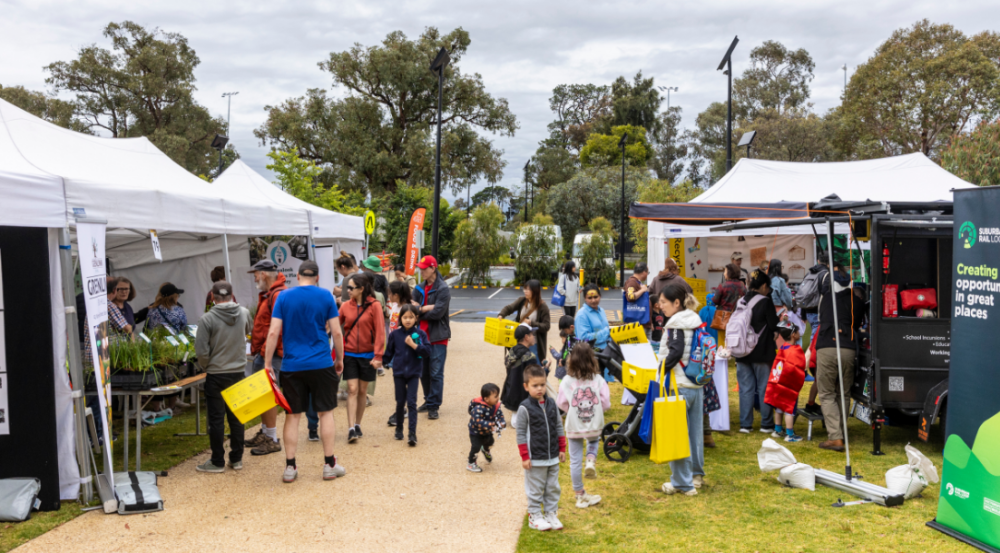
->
xmin=0 ymin=98 xmax=364 ymax=502
xmin=645 ymin=153 xmax=975 ymax=277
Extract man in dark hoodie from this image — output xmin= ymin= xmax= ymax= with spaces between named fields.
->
xmin=815 ymin=264 xmax=863 ymax=452
xmin=413 ymin=256 xmax=452 ymax=420
xmin=195 ymin=282 xmax=253 ymax=473
xmin=649 ymin=258 xmax=693 ymax=317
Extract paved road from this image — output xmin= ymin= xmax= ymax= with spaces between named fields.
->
xmin=446 ymin=285 xmax=625 ymax=323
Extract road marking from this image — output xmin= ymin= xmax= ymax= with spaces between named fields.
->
xmin=488 ymin=288 xmax=504 ymax=299
xmin=450 ymin=309 xmax=465 ymax=317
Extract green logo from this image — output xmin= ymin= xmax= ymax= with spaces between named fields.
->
xmin=960 ymin=221 xmax=977 ymax=249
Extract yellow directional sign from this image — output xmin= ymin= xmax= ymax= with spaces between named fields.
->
xmin=364 ymin=211 xmax=376 ymax=235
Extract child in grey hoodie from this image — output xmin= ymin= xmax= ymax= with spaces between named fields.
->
xmin=195 ymin=282 xmax=252 ymax=473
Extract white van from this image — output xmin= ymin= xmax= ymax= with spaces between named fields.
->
xmin=514 ymin=224 xmax=563 ymax=260
xmin=572 ymin=232 xmax=615 ymax=269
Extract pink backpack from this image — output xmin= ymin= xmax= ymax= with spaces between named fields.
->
xmin=724 ymin=294 xmax=767 ymax=358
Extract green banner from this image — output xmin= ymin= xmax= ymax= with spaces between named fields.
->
xmin=931 ymin=187 xmax=1000 ymax=551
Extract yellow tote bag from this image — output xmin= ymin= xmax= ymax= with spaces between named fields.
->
xmin=649 ymin=366 xmax=690 ymax=464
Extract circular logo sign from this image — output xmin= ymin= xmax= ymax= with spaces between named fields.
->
xmin=959 ymin=221 xmax=977 ymax=249
xmin=269 ymin=244 xmax=289 ymax=265
xmin=365 ymin=211 xmax=376 ymax=235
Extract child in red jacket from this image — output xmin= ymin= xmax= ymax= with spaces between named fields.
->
xmin=764 ymin=321 xmax=806 ymax=442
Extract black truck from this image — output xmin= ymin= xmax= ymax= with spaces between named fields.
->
xmin=712 ymin=200 xmax=954 ymax=455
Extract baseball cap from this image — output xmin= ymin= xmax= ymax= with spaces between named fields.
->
xmin=248 ymin=259 xmax=278 ymax=273
xmin=731 ymin=251 xmax=743 ymax=260
xmin=362 ymin=255 xmax=382 ymax=271
xmin=211 ymin=281 xmax=234 ymax=298
xmin=514 ymin=323 xmax=537 ymax=341
xmin=159 ymin=283 xmax=184 ymax=296
xmin=298 ymin=260 xmax=319 ymax=277
xmin=416 ymin=255 xmax=438 ymax=269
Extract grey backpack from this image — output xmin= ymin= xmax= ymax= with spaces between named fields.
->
xmin=796 ymin=268 xmax=826 ymax=309
xmin=724 ymin=294 xmax=767 ymax=358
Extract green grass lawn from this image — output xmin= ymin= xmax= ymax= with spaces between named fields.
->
xmin=0 ymin=400 xmax=254 ymax=553
xmin=515 ymin=365 xmax=971 ymax=553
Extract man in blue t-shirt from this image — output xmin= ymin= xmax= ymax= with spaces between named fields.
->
xmin=264 ymin=261 xmax=346 ymax=484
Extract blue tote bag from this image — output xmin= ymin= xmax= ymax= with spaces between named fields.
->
xmin=623 ymin=291 xmax=651 ymax=325
xmin=551 ymin=287 xmax=567 ymax=307
xmin=637 ymin=376 xmax=661 ymax=444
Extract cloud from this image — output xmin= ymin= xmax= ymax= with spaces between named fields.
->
xmin=1 ymin=0 xmax=997 ymax=200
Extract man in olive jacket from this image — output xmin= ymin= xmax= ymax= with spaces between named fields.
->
xmin=195 ymin=281 xmax=253 ymax=473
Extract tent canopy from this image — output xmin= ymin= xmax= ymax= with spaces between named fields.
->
xmin=0 ymin=99 xmax=362 ymax=241
xmin=213 ymin=160 xmax=363 ymax=241
xmin=630 ymin=201 xmax=810 ymax=225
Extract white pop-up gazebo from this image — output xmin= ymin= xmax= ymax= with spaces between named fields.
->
xmin=0 ymin=98 xmax=364 ymax=506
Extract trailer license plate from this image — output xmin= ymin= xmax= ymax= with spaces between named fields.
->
xmin=853 ymin=402 xmax=872 ymax=425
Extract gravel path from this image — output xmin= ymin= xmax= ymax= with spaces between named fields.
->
xmin=19 ymin=322 xmax=538 ymax=553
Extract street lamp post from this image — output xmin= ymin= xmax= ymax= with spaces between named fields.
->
xmin=429 ymin=47 xmax=451 ymax=260
xmin=523 ymin=160 xmax=531 ymax=222
xmin=658 ymin=86 xmax=678 ymax=111
xmin=211 ymin=134 xmax=229 ymax=176
xmin=717 ymin=36 xmax=739 ymax=173
xmin=220 ymin=91 xmax=238 ymax=175
xmin=618 ymin=132 xmax=628 ymax=288
xmin=842 ymin=64 xmax=848 ymax=92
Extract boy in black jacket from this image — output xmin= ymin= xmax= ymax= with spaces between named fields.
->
xmin=467 ymin=383 xmax=506 ymax=473
xmin=501 ymin=325 xmax=541 ymax=416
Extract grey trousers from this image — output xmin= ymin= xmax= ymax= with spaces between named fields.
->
xmin=568 ymin=438 xmax=599 ymax=493
xmin=816 ymin=348 xmax=856 ymax=441
xmin=524 ymin=463 xmax=561 ymax=515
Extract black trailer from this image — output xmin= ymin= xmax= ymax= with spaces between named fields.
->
xmin=711 ymin=202 xmax=954 ymax=455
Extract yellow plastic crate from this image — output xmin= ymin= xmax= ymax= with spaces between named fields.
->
xmin=484 ymin=318 xmax=518 ymax=347
xmin=221 ymin=370 xmax=279 ymax=424
xmin=622 ymin=360 xmax=661 ymax=394
xmin=609 ymin=322 xmax=648 ymax=345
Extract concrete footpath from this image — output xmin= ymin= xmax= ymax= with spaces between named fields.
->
xmin=18 ymin=322 xmax=532 ymax=553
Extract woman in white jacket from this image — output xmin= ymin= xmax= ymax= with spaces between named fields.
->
xmin=557 ymin=261 xmax=580 ymax=317
xmin=655 ymin=284 xmax=706 ymax=496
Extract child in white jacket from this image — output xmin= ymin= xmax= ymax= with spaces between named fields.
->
xmin=556 ymin=342 xmax=611 ymax=509
xmin=655 ymin=284 xmax=706 ymax=496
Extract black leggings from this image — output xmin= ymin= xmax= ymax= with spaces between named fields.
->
xmin=394 ymin=375 xmax=419 ymax=434
xmin=563 ymin=305 xmax=577 ymax=317
xmin=469 ymin=433 xmax=495 ymax=463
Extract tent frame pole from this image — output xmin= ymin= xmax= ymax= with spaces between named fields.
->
xmin=307 ymin=211 xmax=316 ymax=261
xmin=59 ymin=228 xmax=92 ymax=504
xmin=222 ymin=234 xmax=232 ymax=283
xmin=826 ymin=218 xmax=853 ymax=480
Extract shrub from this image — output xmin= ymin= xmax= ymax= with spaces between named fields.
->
xmin=453 ymin=204 xmax=507 ymax=284
xmin=579 ymin=217 xmax=616 ymax=287
xmin=514 ymin=214 xmax=562 ymax=285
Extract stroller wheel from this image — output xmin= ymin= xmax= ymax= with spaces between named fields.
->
xmin=603 ymin=433 xmax=632 ymax=463
xmin=601 ymin=422 xmax=621 ymax=444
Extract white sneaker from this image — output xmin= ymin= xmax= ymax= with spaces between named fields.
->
xmin=282 ymin=465 xmax=297 ymax=483
xmin=527 ymin=512 xmax=551 ymax=531
xmin=693 ymin=475 xmax=704 ymax=489
xmin=661 ymin=483 xmax=697 ymax=496
xmin=584 ymin=459 xmax=597 ymax=479
xmin=544 ymin=511 xmax=564 ymax=530
xmin=323 ymin=463 xmax=346 ymax=480
xmin=759 ymin=428 xmax=773 ymax=433
xmin=575 ymin=492 xmax=602 ymax=508
xmin=739 ymin=427 xmax=751 ymax=434
xmin=770 ymin=431 xmax=783 ymax=439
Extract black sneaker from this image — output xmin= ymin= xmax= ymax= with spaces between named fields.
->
xmin=355 ymin=425 xmax=363 ymax=439
xmin=388 ymin=414 xmax=396 ymax=427
xmin=428 ymin=410 xmax=440 ymax=420
xmin=481 ymin=446 xmax=493 ymax=463
xmin=417 ymin=403 xmax=429 ymax=413
xmin=347 ymin=427 xmax=358 ymax=443
xmin=308 ymin=429 xmax=319 ymax=442
xmin=408 ymin=433 xmax=417 ymax=447
xmin=395 ymin=428 xmax=404 ymax=441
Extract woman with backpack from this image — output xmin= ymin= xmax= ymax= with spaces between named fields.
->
xmin=655 ymin=284 xmax=708 ymax=495
xmin=729 ymin=270 xmax=780 ymax=434
xmin=557 ymin=261 xmax=580 ymax=317
xmin=340 ymin=274 xmax=386 ymax=444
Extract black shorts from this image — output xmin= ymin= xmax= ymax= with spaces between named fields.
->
xmin=280 ymin=367 xmax=340 ymax=414
xmin=343 ymin=356 xmax=376 ymax=382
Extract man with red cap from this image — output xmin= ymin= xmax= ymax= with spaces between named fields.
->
xmin=412 ymin=256 xmax=452 ymax=420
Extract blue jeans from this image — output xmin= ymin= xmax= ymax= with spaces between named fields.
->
xmin=736 ymin=361 xmax=774 ymax=430
xmin=804 ymin=312 xmax=819 ymax=347
xmin=421 ymin=344 xmax=447 ymax=410
xmin=669 ymin=386 xmax=704 ymax=492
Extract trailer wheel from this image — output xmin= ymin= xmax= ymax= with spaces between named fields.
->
xmin=604 ymin=433 xmax=632 ymax=463
xmin=601 ymin=422 xmax=621 ymax=444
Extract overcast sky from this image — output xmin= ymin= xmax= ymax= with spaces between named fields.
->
xmin=2 ymin=0 xmax=997 ymax=202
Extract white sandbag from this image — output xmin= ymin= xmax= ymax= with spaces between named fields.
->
xmin=906 ymin=444 xmax=939 ymax=484
xmin=777 ymin=463 xmax=816 ymax=491
xmin=758 ymin=438 xmax=797 ymax=472
xmin=885 ymin=464 xmax=928 ymax=499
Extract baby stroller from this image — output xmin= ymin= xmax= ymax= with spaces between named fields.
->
xmin=595 ymin=339 xmax=652 ymax=462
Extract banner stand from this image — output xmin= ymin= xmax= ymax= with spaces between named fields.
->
xmin=928 ymin=522 xmax=1000 ymax=553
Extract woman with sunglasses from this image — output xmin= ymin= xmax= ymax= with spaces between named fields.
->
xmin=340 ymin=274 xmax=386 ymax=444
xmin=498 ymin=279 xmax=551 ymax=360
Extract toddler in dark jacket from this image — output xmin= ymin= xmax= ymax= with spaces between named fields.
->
xmin=467 ymin=383 xmax=506 ymax=473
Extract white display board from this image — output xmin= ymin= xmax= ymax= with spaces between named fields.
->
xmin=667 ymin=235 xmax=815 ymax=292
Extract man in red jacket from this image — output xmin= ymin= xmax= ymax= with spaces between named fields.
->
xmin=245 ymin=260 xmax=287 ymax=456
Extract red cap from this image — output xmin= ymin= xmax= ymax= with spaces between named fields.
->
xmin=416 ymin=255 xmax=438 ymax=269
